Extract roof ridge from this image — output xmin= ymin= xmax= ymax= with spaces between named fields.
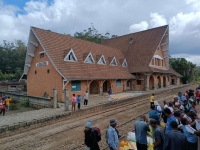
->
xmin=102 ymin=25 xmax=168 ymax=42
xmin=31 ymin=26 xmax=122 ymax=51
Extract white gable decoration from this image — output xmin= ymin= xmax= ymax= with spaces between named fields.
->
xmin=153 ymin=55 xmax=163 ymax=60
xmin=84 ymin=52 xmax=95 ymax=64
xmin=110 ymin=57 xmax=117 ymax=66
xmin=122 ymin=59 xmax=127 ymax=67
xmin=97 ymin=55 xmax=106 ymax=65
xmin=64 ymin=49 xmax=78 ymax=62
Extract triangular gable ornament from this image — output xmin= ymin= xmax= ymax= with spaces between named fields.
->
xmin=84 ymin=52 xmax=95 ymax=64
xmin=110 ymin=57 xmax=117 ymax=66
xmin=64 ymin=49 xmax=78 ymax=62
xmin=97 ymin=55 xmax=106 ymax=65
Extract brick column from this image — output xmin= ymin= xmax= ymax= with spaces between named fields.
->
xmin=160 ymin=75 xmax=163 ymax=88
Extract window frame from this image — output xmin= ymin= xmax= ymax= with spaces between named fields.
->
xmin=122 ymin=59 xmax=127 ymax=67
xmin=97 ymin=55 xmax=106 ymax=65
xmin=110 ymin=57 xmax=117 ymax=66
xmin=71 ymin=81 xmax=81 ymax=92
xmin=116 ymin=79 xmax=121 ymax=87
xmin=84 ymin=52 xmax=95 ymax=64
xmin=64 ymin=49 xmax=78 ymax=62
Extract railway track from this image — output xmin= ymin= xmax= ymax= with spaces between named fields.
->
xmin=0 ymin=84 xmax=197 ymax=150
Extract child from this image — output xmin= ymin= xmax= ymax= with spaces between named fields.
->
xmin=71 ymin=94 xmax=77 ymax=111
xmin=77 ymin=95 xmax=81 ymax=110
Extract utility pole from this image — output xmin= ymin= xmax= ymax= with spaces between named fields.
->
xmin=53 ymin=89 xmax=57 ymax=109
xmin=64 ymin=89 xmax=69 ymax=111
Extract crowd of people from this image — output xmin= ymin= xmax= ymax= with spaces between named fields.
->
xmin=83 ymin=86 xmax=200 ymax=150
xmin=0 ymin=95 xmax=11 ymax=116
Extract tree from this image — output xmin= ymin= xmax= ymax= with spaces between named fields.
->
xmin=169 ymin=57 xmax=198 ymax=83
xmin=0 ymin=40 xmax=26 ymax=74
xmin=0 ymin=40 xmax=26 ymax=81
xmin=73 ymin=25 xmax=116 ymax=44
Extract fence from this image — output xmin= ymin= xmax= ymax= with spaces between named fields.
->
xmin=0 ymin=91 xmax=51 ymax=108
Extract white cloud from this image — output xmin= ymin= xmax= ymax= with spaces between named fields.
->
xmin=129 ymin=21 xmax=148 ymax=33
xmin=171 ymin=54 xmax=200 ymax=66
xmin=169 ymin=12 xmax=200 ymax=37
xmin=150 ymin=13 xmax=167 ymax=28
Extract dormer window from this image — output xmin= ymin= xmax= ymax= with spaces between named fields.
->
xmin=39 ymin=52 xmax=44 ymax=58
xmin=110 ymin=57 xmax=117 ymax=66
xmin=84 ymin=52 xmax=95 ymax=64
xmin=64 ymin=49 xmax=78 ymax=62
xmin=97 ymin=55 xmax=106 ymax=65
xmin=122 ymin=59 xmax=127 ymax=67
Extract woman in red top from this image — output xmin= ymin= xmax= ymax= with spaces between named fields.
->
xmin=71 ymin=94 xmax=77 ymax=111
xmin=195 ymin=90 xmax=200 ymax=105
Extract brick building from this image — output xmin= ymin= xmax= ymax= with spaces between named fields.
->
xmin=21 ymin=25 xmax=181 ymax=101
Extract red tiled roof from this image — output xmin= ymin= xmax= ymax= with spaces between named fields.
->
xmin=32 ymin=27 xmax=135 ymax=80
xmin=102 ymin=25 xmax=168 ymax=73
xmin=149 ymin=67 xmax=182 ymax=77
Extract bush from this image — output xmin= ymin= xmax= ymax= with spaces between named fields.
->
xmin=22 ymin=98 xmax=29 ymax=107
xmin=10 ymin=103 xmax=21 ymax=110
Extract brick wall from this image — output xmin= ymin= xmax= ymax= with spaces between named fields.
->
xmin=27 ymin=43 xmax=63 ymax=100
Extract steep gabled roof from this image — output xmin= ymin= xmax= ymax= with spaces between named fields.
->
xmin=102 ymin=25 xmax=168 ymax=73
xmin=31 ymin=27 xmax=135 ymax=80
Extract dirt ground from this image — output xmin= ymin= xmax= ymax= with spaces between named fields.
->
xmin=0 ymin=84 xmax=198 ymax=150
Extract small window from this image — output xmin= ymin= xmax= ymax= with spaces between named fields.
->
xmin=40 ymin=53 xmax=44 ymax=58
xmin=98 ymin=55 xmax=106 ymax=65
xmin=35 ymin=70 xmax=37 ymax=74
xmin=72 ymin=81 xmax=81 ymax=92
xmin=137 ymin=80 xmax=141 ymax=85
xmin=84 ymin=52 xmax=95 ymax=64
xmin=47 ymin=69 xmax=50 ymax=73
xmin=64 ymin=49 xmax=78 ymax=62
xmin=110 ymin=57 xmax=117 ymax=66
xmin=116 ymin=79 xmax=121 ymax=87
xmin=122 ymin=59 xmax=127 ymax=67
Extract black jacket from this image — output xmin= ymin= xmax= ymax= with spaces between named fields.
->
xmin=84 ymin=129 xmax=100 ymax=150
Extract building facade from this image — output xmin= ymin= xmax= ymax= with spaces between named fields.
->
xmin=21 ymin=25 xmax=181 ymax=101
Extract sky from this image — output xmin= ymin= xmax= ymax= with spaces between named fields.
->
xmin=0 ymin=0 xmax=200 ymax=65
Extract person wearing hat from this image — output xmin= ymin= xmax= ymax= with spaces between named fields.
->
xmin=77 ymin=95 xmax=81 ymax=110
xmin=150 ymin=119 xmax=164 ymax=150
xmin=84 ymin=120 xmax=100 ymax=150
xmin=107 ymin=119 xmax=119 ymax=150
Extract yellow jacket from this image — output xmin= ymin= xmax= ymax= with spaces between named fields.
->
xmin=150 ymin=96 xmax=154 ymax=102
xmin=6 ymin=98 xmax=11 ymax=106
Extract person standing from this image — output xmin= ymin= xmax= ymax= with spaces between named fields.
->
xmin=84 ymin=120 xmax=100 ymax=150
xmin=150 ymin=119 xmax=164 ymax=150
xmin=83 ymin=90 xmax=89 ymax=106
xmin=71 ymin=94 xmax=77 ymax=111
xmin=164 ymin=108 xmax=176 ymax=133
xmin=77 ymin=95 xmax=81 ymax=110
xmin=164 ymin=121 xmax=187 ymax=150
xmin=181 ymin=118 xmax=198 ymax=150
xmin=195 ymin=89 xmax=200 ymax=105
xmin=134 ymin=115 xmax=150 ymax=150
xmin=108 ymin=87 xmax=112 ymax=102
xmin=107 ymin=119 xmax=119 ymax=150
xmin=5 ymin=96 xmax=11 ymax=111
xmin=178 ymin=92 xmax=187 ymax=105
xmin=0 ymin=98 xmax=6 ymax=116
xmin=150 ymin=94 xmax=155 ymax=107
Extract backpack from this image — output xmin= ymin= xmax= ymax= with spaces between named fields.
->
xmin=91 ymin=127 xmax=101 ymax=142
